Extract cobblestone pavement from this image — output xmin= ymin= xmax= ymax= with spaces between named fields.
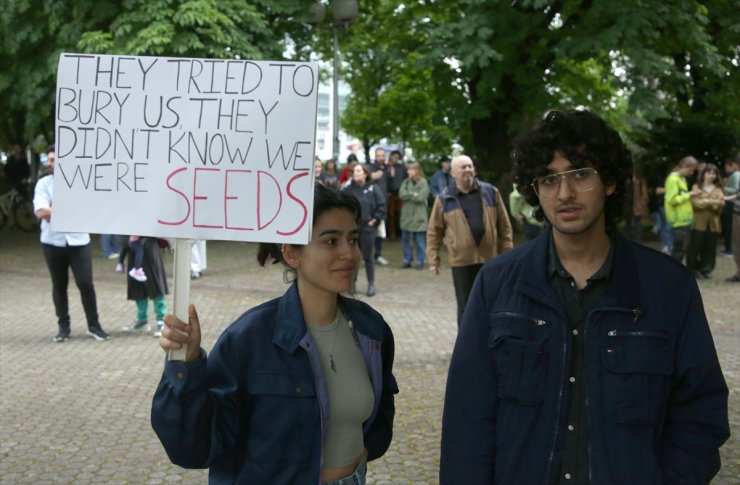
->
xmin=0 ymin=229 xmax=737 ymax=484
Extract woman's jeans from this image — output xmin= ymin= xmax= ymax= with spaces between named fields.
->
xmin=402 ymin=230 xmax=426 ymax=265
xmin=358 ymin=227 xmax=375 ymax=285
xmin=322 ymin=455 xmax=367 ymax=485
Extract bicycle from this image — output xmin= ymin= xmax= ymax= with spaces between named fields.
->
xmin=0 ymin=187 xmax=39 ymax=232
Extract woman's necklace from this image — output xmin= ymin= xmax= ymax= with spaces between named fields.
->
xmin=328 ymin=322 xmax=339 ymax=373
xmin=327 ymin=308 xmax=355 ymax=373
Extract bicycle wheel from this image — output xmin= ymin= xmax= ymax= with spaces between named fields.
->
xmin=13 ymin=199 xmax=39 ymax=233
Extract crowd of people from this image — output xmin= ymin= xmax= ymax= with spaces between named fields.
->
xmin=18 ymin=109 xmax=735 ymax=484
xmin=626 ymin=153 xmax=740 ymax=282
xmin=309 ymin=144 xmax=740 ymax=295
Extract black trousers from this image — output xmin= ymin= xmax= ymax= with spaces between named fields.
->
xmin=721 ymin=203 xmax=734 ymax=253
xmin=358 ymin=227 xmax=375 ymax=286
xmin=671 ymin=226 xmax=691 ymax=264
xmin=42 ymin=243 xmax=100 ymax=330
xmin=451 ymin=264 xmax=483 ymax=327
xmin=687 ymin=229 xmax=718 ymax=274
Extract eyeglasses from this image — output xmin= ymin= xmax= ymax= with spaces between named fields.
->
xmin=531 ymin=168 xmax=599 ymax=199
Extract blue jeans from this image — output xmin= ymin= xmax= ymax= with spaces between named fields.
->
xmin=322 ymin=456 xmax=367 ymax=485
xmin=373 ymin=236 xmax=383 ymax=260
xmin=402 ymin=230 xmax=426 ymax=265
xmin=657 ymin=207 xmax=673 ymax=250
xmin=100 ymin=234 xmax=120 ymax=258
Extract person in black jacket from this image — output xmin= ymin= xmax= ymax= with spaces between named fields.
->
xmin=440 ymin=109 xmax=729 ymax=484
xmin=5 ymin=144 xmax=30 ymax=198
xmin=344 ymin=163 xmax=387 ymax=296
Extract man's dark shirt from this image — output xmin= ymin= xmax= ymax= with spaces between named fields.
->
xmin=387 ymin=163 xmax=407 ymax=194
xmin=548 ymin=235 xmax=614 ymax=484
xmin=456 ymin=184 xmax=485 ymax=247
xmin=369 ymin=163 xmax=389 ymax=196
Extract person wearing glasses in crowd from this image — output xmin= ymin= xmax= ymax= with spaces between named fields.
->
xmin=440 ymin=109 xmax=729 ymax=484
xmin=152 ymin=184 xmax=397 ymax=484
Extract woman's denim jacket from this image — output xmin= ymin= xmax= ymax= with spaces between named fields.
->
xmin=151 ymin=283 xmax=398 ymax=484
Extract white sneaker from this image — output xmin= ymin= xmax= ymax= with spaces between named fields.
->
xmin=115 ymin=263 xmax=124 ymax=273
xmin=375 ymin=256 xmax=389 ymax=266
xmin=129 ymin=267 xmax=148 ymax=282
xmin=153 ymin=320 xmax=164 ymax=338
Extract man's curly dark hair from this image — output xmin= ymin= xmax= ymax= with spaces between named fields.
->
xmin=512 ymin=109 xmax=633 ymax=226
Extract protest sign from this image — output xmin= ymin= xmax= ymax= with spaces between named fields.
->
xmin=52 ymin=53 xmax=319 ymax=244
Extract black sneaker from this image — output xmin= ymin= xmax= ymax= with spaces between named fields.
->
xmin=87 ymin=326 xmax=110 ymax=341
xmin=53 ymin=329 xmax=70 ymax=342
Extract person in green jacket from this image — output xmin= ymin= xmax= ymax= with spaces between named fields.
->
xmin=509 ymin=186 xmax=544 ymax=241
xmin=665 ymin=156 xmax=701 ymax=264
xmin=399 ymin=162 xmax=430 ymax=268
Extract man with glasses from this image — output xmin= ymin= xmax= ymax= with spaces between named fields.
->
xmin=440 ymin=110 xmax=729 ymax=484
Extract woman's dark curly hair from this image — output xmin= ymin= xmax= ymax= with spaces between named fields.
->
xmin=512 ymin=109 xmax=633 ymax=226
xmin=257 ymin=182 xmax=361 ymax=268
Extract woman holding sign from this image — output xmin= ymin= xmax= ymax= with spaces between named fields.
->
xmin=151 ymin=184 xmax=398 ymax=485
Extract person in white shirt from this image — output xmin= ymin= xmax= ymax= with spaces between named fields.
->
xmin=190 ymin=240 xmax=207 ymax=279
xmin=33 ymin=145 xmax=109 ymax=342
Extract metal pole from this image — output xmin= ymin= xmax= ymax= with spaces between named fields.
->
xmin=332 ymin=27 xmax=340 ymax=161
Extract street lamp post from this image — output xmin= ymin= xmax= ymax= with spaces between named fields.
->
xmin=308 ymin=0 xmax=358 ymax=162
xmin=332 ymin=28 xmax=341 ymax=162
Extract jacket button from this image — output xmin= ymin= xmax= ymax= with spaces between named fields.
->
xmin=296 ymin=386 xmax=303 ymax=394
xmin=175 ymin=372 xmax=184 ymax=380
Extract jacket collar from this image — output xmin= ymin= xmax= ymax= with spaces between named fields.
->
xmin=273 ymin=282 xmax=383 ymax=353
xmin=444 ymin=178 xmax=480 ymax=198
xmin=516 ymin=225 xmax=642 ymax=311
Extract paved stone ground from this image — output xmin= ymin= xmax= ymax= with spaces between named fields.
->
xmin=0 ymin=229 xmax=737 ymax=484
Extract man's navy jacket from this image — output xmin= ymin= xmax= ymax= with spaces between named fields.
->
xmin=440 ymin=226 xmax=729 ymax=484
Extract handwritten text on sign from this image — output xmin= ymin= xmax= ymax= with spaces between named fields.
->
xmin=52 ymin=53 xmax=319 ymax=243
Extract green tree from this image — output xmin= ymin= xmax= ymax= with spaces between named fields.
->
xmin=0 ymin=0 xmax=314 ymax=149
xmin=430 ymin=0 xmax=738 ymax=180
xmin=317 ymin=0 xmax=463 ymax=163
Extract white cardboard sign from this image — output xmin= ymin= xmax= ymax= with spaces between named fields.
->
xmin=51 ymin=53 xmax=318 ymax=244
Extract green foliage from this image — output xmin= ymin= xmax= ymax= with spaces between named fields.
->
xmin=420 ymin=0 xmax=737 ymax=181
xmin=0 ymin=0 xmax=314 ymax=148
xmin=329 ymin=0 xmax=463 ymax=162
xmin=3 ymin=0 xmax=737 ymax=180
